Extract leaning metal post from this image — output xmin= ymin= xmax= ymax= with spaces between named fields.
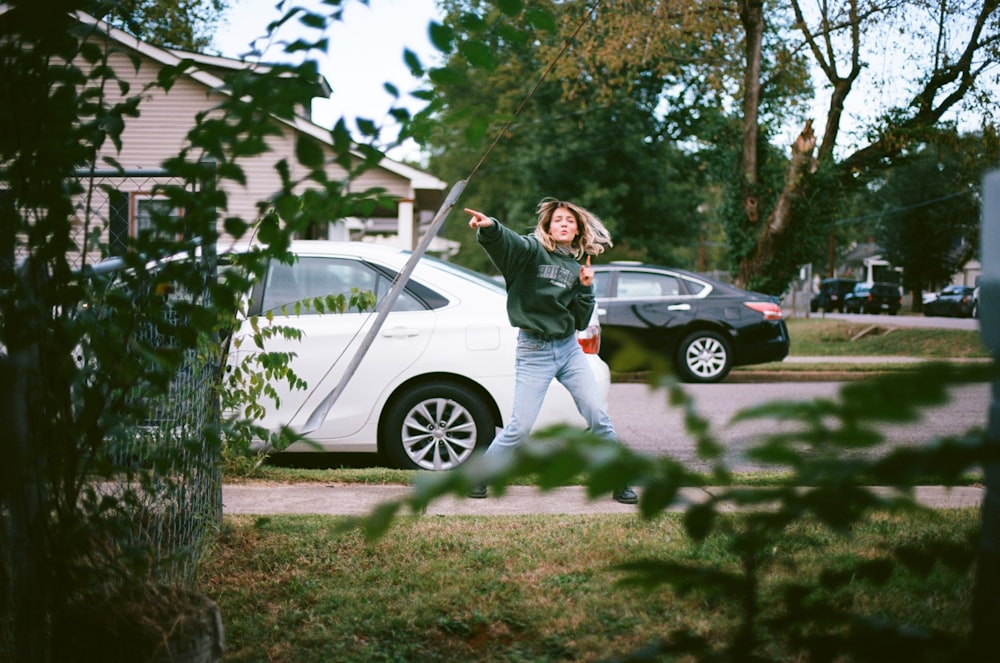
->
xmin=301 ymin=180 xmax=468 ymax=434
xmin=972 ymin=167 xmax=1000 ymax=657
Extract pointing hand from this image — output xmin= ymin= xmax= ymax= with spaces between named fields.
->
xmin=465 ymin=208 xmax=494 ymax=229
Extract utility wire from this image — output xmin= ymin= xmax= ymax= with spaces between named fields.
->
xmin=833 ymin=190 xmax=973 ymax=225
xmin=467 ymin=1 xmax=603 ymax=183
xmin=303 ymin=2 xmax=603 ymax=432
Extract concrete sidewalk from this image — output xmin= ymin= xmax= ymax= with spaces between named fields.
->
xmin=222 ymin=483 xmax=985 ymax=517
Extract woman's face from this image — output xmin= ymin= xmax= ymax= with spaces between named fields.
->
xmin=549 ymin=206 xmax=579 ymax=247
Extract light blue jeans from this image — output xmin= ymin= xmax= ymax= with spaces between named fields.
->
xmin=485 ymin=329 xmax=617 ymax=457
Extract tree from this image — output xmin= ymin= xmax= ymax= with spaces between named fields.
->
xmin=87 ymin=0 xmax=230 ymax=51
xmin=518 ymin=0 xmax=1000 ymax=292
xmin=0 ymin=0 xmax=391 ymax=658
xmin=424 ymin=0 xmax=707 ymax=271
xmin=874 ymin=129 xmax=998 ymax=308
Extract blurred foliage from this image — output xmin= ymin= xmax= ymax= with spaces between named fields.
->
xmin=0 ymin=0 xmax=398 ymax=658
xmin=352 ymin=359 xmax=999 ymax=660
xmin=87 ymin=0 xmax=231 ymax=51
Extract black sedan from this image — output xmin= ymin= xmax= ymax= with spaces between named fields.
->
xmin=924 ymin=285 xmax=977 ymax=317
xmin=591 ymin=262 xmax=790 ymax=383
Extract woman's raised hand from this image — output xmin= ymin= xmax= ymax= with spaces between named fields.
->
xmin=579 ymin=255 xmax=594 ymax=287
xmin=465 ymin=208 xmax=493 ymax=229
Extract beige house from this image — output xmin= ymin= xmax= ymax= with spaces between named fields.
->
xmin=72 ymin=10 xmax=448 ymax=255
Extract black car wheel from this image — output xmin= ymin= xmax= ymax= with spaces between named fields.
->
xmin=676 ymin=330 xmax=733 ymax=383
xmin=381 ymin=382 xmax=495 ymax=471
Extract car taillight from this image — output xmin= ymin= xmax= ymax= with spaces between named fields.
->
xmin=743 ymin=301 xmax=784 ymax=320
xmin=577 ymin=324 xmax=601 ymax=354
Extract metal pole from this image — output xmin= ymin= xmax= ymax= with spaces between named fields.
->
xmin=971 ymin=168 xmax=1000 ymax=657
xmin=301 ymin=180 xmax=468 ymax=434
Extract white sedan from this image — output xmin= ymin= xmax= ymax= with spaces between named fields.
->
xmin=226 ymin=240 xmax=610 ymax=471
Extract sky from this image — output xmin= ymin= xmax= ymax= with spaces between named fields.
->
xmin=212 ymin=0 xmax=443 ymax=160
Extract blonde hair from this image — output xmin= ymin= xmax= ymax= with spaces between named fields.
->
xmin=533 ymin=198 xmax=613 ymax=259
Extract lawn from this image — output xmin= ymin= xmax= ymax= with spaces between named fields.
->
xmin=201 ymin=509 xmax=978 ymax=662
xmin=203 ymin=319 xmax=990 ymax=661
xmin=783 ymin=318 xmax=989 ymax=358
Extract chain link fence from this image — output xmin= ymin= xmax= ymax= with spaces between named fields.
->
xmin=76 ymin=169 xmax=224 ymax=586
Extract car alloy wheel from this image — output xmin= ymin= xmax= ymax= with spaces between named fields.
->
xmin=676 ymin=330 xmax=732 ymax=383
xmin=382 ymin=382 xmax=495 ymax=471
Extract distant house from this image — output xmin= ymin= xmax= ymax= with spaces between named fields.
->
xmin=840 ymin=240 xmax=903 ymax=286
xmin=65 ymin=10 xmax=449 ymax=256
xmin=841 ymin=238 xmax=979 ymax=289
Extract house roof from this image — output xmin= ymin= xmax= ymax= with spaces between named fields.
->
xmin=162 ymin=47 xmax=334 ymax=99
xmin=70 ymin=9 xmax=446 ymax=193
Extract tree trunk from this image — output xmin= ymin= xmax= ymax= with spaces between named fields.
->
xmin=737 ymin=0 xmax=764 ymax=224
xmin=735 ymin=121 xmax=817 ymax=289
xmin=0 ymin=349 xmax=49 ymax=663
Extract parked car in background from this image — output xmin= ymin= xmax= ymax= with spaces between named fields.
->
xmin=590 ymin=262 xmax=789 ymax=383
xmin=223 ymin=241 xmax=611 ymax=471
xmin=810 ymin=277 xmax=857 ymax=313
xmin=923 ymin=284 xmax=977 ymax=317
xmin=843 ymin=282 xmax=902 ymax=315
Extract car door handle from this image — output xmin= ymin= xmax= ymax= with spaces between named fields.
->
xmin=667 ymin=304 xmax=691 ymax=311
xmin=381 ymin=326 xmax=420 ymax=339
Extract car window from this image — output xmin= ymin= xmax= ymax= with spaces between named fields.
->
xmin=262 ymin=257 xmax=424 ymax=315
xmin=593 ymin=271 xmax=613 ymax=297
xmin=678 ymin=276 xmax=709 ymax=296
xmin=616 ymin=272 xmax=683 ymax=298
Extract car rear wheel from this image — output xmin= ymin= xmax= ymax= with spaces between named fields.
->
xmin=381 ymin=382 xmax=495 ymax=471
xmin=675 ymin=330 xmax=732 ymax=383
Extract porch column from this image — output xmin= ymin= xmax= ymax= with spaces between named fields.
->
xmin=397 ymin=198 xmax=415 ymax=250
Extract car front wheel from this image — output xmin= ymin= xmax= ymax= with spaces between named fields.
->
xmin=381 ymin=382 xmax=495 ymax=471
xmin=675 ymin=330 xmax=733 ymax=383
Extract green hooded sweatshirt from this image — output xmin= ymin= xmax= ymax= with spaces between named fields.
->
xmin=477 ymin=218 xmax=595 ymax=339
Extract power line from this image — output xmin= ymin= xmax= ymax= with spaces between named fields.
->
xmin=833 ymin=190 xmax=973 ymax=225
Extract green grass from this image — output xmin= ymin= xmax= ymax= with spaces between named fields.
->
xmin=205 ymin=319 xmax=989 ymax=661
xmin=784 ymin=318 xmax=989 ymax=358
xmin=201 ymin=509 xmax=978 ymax=662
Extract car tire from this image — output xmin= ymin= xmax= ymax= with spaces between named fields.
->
xmin=381 ymin=382 xmax=495 ymax=471
xmin=675 ymin=330 xmax=732 ymax=383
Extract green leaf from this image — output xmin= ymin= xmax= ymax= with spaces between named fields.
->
xmin=496 ymin=0 xmax=524 ymax=16
xmin=403 ymin=49 xmax=423 ymax=76
xmin=295 ymin=135 xmax=325 ymax=169
xmin=428 ymin=21 xmax=454 ymax=52
xmin=525 ymin=8 xmax=556 ymax=31
xmin=458 ymin=41 xmax=495 ymax=70
xmin=683 ymin=502 xmax=716 ymax=541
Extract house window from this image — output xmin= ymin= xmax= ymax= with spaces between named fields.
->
xmin=131 ymin=193 xmax=183 ymax=239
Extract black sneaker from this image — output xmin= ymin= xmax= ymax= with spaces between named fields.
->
xmin=467 ymin=485 xmax=487 ymax=499
xmin=613 ymin=487 xmax=638 ymax=504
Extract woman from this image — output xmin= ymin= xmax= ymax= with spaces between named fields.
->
xmin=465 ymin=199 xmax=637 ymax=504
